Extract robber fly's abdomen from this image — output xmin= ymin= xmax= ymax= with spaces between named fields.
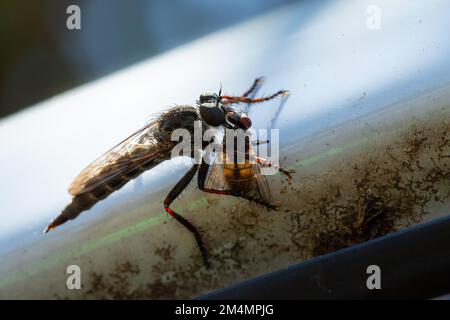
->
xmin=45 ymin=106 xmax=204 ymax=233
xmin=46 ymin=157 xmax=162 ymax=231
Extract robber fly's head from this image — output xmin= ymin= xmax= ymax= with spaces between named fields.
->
xmin=198 ymin=92 xmax=226 ymax=127
xmin=198 ymin=91 xmax=252 ymax=130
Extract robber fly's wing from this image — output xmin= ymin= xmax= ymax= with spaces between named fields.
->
xmin=69 ymin=121 xmax=173 ymax=196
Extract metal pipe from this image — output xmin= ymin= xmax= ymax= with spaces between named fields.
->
xmin=201 ymin=215 xmax=450 ymax=299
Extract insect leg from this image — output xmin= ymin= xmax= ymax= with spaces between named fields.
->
xmin=163 ymin=164 xmax=211 ymax=268
xmin=243 ymin=77 xmax=265 ymax=113
xmin=252 ymin=139 xmax=269 ymax=146
xmin=198 ymin=161 xmax=279 ymax=210
xmin=222 ymin=90 xmax=289 ymax=105
xmin=242 ymin=77 xmax=265 ymax=98
xmin=269 ymin=90 xmax=290 ymax=129
xmin=256 ymin=156 xmax=295 ymax=179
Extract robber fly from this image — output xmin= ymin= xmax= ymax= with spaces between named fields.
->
xmin=45 ymin=78 xmax=294 ymax=267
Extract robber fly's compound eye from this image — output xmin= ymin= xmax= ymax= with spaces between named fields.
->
xmin=199 ymin=102 xmax=225 ymax=127
xmin=199 ymin=92 xmax=218 ymax=104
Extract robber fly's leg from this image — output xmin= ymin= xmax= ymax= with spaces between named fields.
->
xmin=239 ymin=193 xmax=280 ymax=210
xmin=198 ymin=161 xmax=279 ymax=210
xmin=242 ymin=77 xmax=265 ymax=113
xmin=243 ymin=77 xmax=265 ymax=98
xmin=256 ymin=156 xmax=295 ymax=179
xmin=222 ymin=90 xmax=289 ymax=105
xmin=269 ymin=90 xmax=290 ymax=129
xmin=163 ymin=164 xmax=210 ymax=268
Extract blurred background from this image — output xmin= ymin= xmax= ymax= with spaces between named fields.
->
xmin=0 ymin=0 xmax=294 ymax=119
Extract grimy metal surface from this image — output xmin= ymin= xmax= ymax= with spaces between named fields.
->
xmin=0 ymin=0 xmax=449 ymax=299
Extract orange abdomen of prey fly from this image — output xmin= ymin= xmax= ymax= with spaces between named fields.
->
xmin=223 ymin=136 xmax=255 ymax=189
xmin=224 ymin=160 xmax=254 ymax=190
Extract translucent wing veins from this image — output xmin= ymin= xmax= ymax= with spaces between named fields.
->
xmin=68 ymin=106 xmax=200 ymax=196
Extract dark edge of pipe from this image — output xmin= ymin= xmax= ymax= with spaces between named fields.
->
xmin=199 ymin=215 xmax=450 ymax=300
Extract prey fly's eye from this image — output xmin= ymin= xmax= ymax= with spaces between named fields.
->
xmin=239 ymin=114 xmax=252 ymax=129
xmin=199 ymin=92 xmax=218 ymax=104
xmin=199 ymin=102 xmax=225 ymax=127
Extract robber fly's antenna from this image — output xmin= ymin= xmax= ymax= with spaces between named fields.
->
xmin=217 ymin=83 xmax=223 ymax=107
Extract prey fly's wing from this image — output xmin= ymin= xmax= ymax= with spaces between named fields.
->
xmin=203 ymin=132 xmax=231 ymax=191
xmin=204 ymin=151 xmax=231 ymax=191
xmin=69 ymin=121 xmax=174 ymax=195
xmin=204 ymin=140 xmax=272 ymax=204
xmin=246 ymin=144 xmax=272 ymax=204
